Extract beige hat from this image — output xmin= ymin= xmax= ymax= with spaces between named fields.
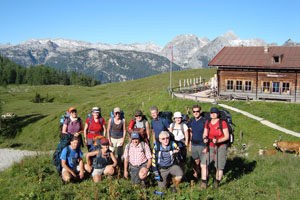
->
xmin=114 ymin=107 xmax=121 ymax=113
xmin=173 ymin=111 xmax=182 ymax=119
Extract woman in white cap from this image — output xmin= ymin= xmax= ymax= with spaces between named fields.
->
xmin=84 ymin=107 xmax=106 ymax=152
xmin=169 ymin=111 xmax=189 ymax=169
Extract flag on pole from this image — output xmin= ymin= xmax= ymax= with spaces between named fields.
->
xmin=169 ymin=46 xmax=174 ymax=61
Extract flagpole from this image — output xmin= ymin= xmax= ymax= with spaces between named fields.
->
xmin=169 ymin=46 xmax=173 ymax=92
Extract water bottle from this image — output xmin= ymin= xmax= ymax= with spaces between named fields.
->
xmin=153 ymin=190 xmax=164 ymax=196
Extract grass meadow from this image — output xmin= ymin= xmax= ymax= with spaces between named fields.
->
xmin=1 ymin=68 xmax=300 ymax=199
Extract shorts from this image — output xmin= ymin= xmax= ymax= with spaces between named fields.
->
xmin=158 ymin=165 xmax=183 ymax=189
xmin=129 ymin=162 xmax=148 ymax=184
xmin=200 ymin=145 xmax=227 ymax=170
xmin=109 ymin=138 xmax=123 ymax=155
xmin=191 ymin=145 xmax=205 ymax=160
xmin=92 ymin=168 xmax=105 ymax=176
xmin=62 ymin=165 xmax=80 ymax=175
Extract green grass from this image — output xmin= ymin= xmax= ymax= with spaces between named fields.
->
xmin=1 ymin=67 xmax=300 ymax=199
xmin=221 ymin=101 xmax=300 ymax=134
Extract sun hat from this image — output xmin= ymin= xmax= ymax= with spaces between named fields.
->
xmin=114 ymin=107 xmax=121 ymax=113
xmin=135 ymin=110 xmax=143 ymax=116
xmin=210 ymin=107 xmax=220 ymax=114
xmin=131 ymin=131 xmax=140 ymax=139
xmin=92 ymin=107 xmax=100 ymax=113
xmin=68 ymin=107 xmax=77 ymax=113
xmin=173 ymin=111 xmax=182 ymax=119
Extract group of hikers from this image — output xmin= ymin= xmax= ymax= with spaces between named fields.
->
xmin=55 ymin=104 xmax=231 ymax=191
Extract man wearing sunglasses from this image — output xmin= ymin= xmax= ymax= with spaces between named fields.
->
xmin=151 ymin=131 xmax=183 ymax=192
xmin=188 ymin=104 xmax=206 ymax=180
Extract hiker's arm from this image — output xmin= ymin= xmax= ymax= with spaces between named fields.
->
xmin=110 ymin=152 xmax=118 ymax=168
xmin=124 ymin=158 xmax=129 ymax=179
xmin=217 ymin=127 xmax=229 ymax=144
xmin=85 ymin=151 xmax=97 ymax=172
xmin=62 ymin=123 xmax=68 ymax=134
xmin=103 ymin=124 xmax=106 ymax=137
xmin=188 ymin=128 xmax=192 ymax=152
xmin=120 ymin=119 xmax=126 ymax=146
xmin=152 ymin=129 xmax=156 ymax=143
xmin=184 ymin=125 xmax=189 ymax=146
xmin=203 ymin=128 xmax=208 ymax=143
xmin=61 ymin=159 xmax=76 ymax=177
xmin=107 ymin=119 xmax=113 ymax=147
xmin=84 ymin=123 xmax=88 ymax=145
xmin=146 ymin=122 xmax=150 ymax=140
xmin=78 ymin=158 xmax=84 ymax=179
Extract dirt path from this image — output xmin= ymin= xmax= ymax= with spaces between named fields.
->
xmin=0 ymin=148 xmax=53 ymax=172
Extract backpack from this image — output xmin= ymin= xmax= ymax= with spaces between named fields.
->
xmin=181 ymin=114 xmax=190 ymax=125
xmin=90 ymin=135 xmax=105 ymax=151
xmin=155 ymin=141 xmax=183 ymax=165
xmin=110 ymin=110 xmax=124 ymax=128
xmin=59 ymin=111 xmax=70 ymax=131
xmin=171 ymin=123 xmax=185 ymax=140
xmin=207 ymin=109 xmax=235 ymax=147
xmin=219 ymin=110 xmax=235 ymax=147
xmin=158 ymin=111 xmax=173 ymax=124
xmin=125 ymin=141 xmax=146 ymax=160
xmin=52 ymin=134 xmax=74 ymax=176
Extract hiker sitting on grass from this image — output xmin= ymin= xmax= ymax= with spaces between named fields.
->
xmin=85 ymin=138 xmax=117 ymax=183
xmin=201 ymin=107 xmax=229 ymax=189
xmin=152 ymin=131 xmax=183 ymax=192
xmin=60 ymin=136 xmax=85 ymax=183
xmin=62 ymin=107 xmax=83 ymax=137
xmin=124 ymin=131 xmax=152 ymax=187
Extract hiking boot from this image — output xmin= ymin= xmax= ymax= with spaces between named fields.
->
xmin=213 ymin=180 xmax=220 ymax=189
xmin=200 ymin=181 xmax=207 ymax=189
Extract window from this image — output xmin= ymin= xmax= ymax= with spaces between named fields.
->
xmin=226 ymin=80 xmax=233 ymax=91
xmin=273 ymin=56 xmax=280 ymax=63
xmin=272 ymin=82 xmax=280 ymax=93
xmin=282 ymin=82 xmax=290 ymax=94
xmin=235 ymin=80 xmax=243 ymax=91
xmin=245 ymin=81 xmax=252 ymax=92
xmin=262 ymin=82 xmax=270 ymax=93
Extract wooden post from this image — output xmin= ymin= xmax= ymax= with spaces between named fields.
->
xmin=184 ymin=79 xmax=186 ymax=87
xmin=179 ymin=80 xmax=181 ymax=90
xmin=240 ymin=130 xmax=243 ymax=141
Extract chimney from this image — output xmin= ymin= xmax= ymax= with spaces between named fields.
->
xmin=264 ymin=46 xmax=269 ymax=53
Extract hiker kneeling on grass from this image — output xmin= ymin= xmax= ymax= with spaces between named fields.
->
xmin=152 ymin=131 xmax=183 ymax=192
xmin=85 ymin=138 xmax=117 ymax=183
xmin=124 ymin=131 xmax=152 ymax=187
xmin=60 ymin=136 xmax=85 ymax=183
xmin=201 ymin=107 xmax=229 ymax=189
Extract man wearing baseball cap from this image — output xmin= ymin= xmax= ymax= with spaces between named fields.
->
xmin=124 ymin=131 xmax=152 ymax=187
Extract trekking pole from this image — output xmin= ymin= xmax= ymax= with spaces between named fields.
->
xmin=214 ymin=136 xmax=218 ymax=182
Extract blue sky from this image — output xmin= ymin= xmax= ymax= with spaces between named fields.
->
xmin=1 ymin=0 xmax=300 ymax=46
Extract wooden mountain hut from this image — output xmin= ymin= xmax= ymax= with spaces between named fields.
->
xmin=208 ymin=46 xmax=300 ymax=102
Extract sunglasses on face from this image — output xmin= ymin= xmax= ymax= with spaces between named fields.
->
xmin=71 ymin=110 xmax=77 ymax=113
xmin=135 ymin=115 xmax=142 ymax=117
xmin=160 ymin=137 xmax=169 ymax=141
xmin=192 ymin=110 xmax=200 ymax=113
xmin=115 ymin=112 xmax=121 ymax=115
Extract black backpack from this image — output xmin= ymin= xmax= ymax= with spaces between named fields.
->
xmin=207 ymin=109 xmax=234 ymax=147
xmin=158 ymin=111 xmax=173 ymax=124
xmin=219 ymin=110 xmax=235 ymax=147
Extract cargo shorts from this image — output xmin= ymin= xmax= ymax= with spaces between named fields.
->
xmin=200 ymin=144 xmax=227 ymax=170
xmin=191 ymin=144 xmax=206 ymax=160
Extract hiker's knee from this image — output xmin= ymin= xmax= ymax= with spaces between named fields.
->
xmin=138 ymin=167 xmax=148 ymax=180
xmin=104 ymin=165 xmax=115 ymax=175
xmin=62 ymin=171 xmax=72 ymax=182
xmin=93 ymin=175 xmax=101 ymax=183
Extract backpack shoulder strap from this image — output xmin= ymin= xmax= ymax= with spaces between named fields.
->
xmin=88 ymin=116 xmax=93 ymax=128
xmin=141 ymin=141 xmax=146 ymax=154
xmin=180 ymin=123 xmax=184 ymax=134
xmin=125 ymin=142 xmax=131 ymax=159
xmin=171 ymin=122 xmax=175 ymax=131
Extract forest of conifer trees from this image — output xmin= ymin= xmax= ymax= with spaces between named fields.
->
xmin=0 ymin=55 xmax=100 ymax=87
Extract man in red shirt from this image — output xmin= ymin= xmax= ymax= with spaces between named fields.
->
xmin=201 ymin=107 xmax=229 ymax=189
xmin=124 ymin=132 xmax=152 ymax=187
xmin=84 ymin=107 xmax=106 ymax=151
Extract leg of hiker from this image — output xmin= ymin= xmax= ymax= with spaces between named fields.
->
xmin=214 ymin=145 xmax=227 ymax=188
xmin=104 ymin=165 xmax=115 ymax=176
xmin=62 ymin=169 xmax=73 ymax=183
xmin=169 ymin=165 xmax=183 ymax=191
xmin=157 ymin=168 xmax=169 ymax=189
